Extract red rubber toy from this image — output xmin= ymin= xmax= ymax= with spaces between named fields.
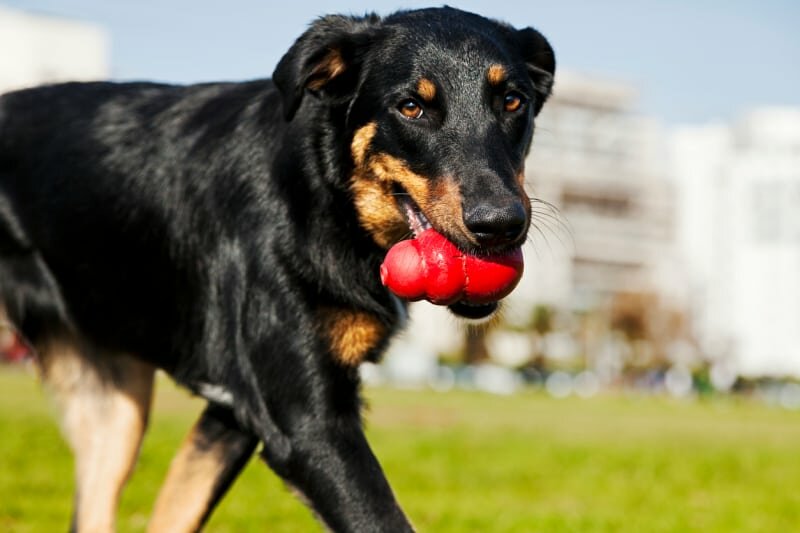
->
xmin=379 ymin=229 xmax=523 ymax=306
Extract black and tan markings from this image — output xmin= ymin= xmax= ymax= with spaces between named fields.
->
xmin=149 ymin=406 xmax=258 ymax=533
xmin=37 ymin=339 xmax=154 ymax=533
xmin=487 ymin=64 xmax=508 ymax=86
xmin=350 ymin=122 xmax=410 ymax=248
xmin=416 ymin=78 xmax=437 ymax=102
xmin=349 ymin=122 xmax=479 ymax=249
xmin=319 ymin=306 xmax=387 ymax=366
xmin=306 ymin=48 xmax=348 ymax=92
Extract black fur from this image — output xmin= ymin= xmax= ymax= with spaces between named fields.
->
xmin=0 ymin=7 xmax=554 ymax=531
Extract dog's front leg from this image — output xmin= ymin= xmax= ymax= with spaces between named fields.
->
xmin=251 ymin=360 xmax=414 ymax=533
xmin=261 ymin=410 xmax=413 ymax=532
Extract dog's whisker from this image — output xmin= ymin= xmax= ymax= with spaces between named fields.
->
xmin=528 ymin=222 xmax=557 ymax=256
xmin=531 ymin=215 xmax=573 ymax=251
xmin=525 ymin=233 xmax=545 ymax=259
xmin=531 ymin=212 xmax=572 ymax=239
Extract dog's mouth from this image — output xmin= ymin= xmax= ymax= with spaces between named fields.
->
xmin=380 ymin=186 xmax=523 ymax=320
xmin=397 ymin=186 xmax=433 ymax=237
xmin=447 ymin=300 xmax=500 ymax=320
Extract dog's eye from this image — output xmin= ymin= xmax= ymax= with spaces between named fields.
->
xmin=398 ymin=99 xmax=424 ymax=119
xmin=503 ymin=92 xmax=525 ymax=113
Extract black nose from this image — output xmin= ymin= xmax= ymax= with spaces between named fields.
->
xmin=463 ymin=202 xmax=527 ymax=247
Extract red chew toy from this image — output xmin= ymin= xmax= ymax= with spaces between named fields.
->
xmin=379 ymin=229 xmax=524 ymax=306
xmin=0 ymin=328 xmax=31 ymax=363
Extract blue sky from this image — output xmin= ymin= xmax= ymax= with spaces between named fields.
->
xmin=7 ymin=0 xmax=800 ymax=125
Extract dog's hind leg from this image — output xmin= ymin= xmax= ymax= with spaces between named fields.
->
xmin=148 ymin=403 xmax=258 ymax=533
xmin=39 ymin=340 xmax=155 ymax=533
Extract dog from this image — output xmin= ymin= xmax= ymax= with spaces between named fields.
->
xmin=0 ymin=7 xmax=554 ymax=532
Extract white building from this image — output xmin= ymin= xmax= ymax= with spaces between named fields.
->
xmin=671 ymin=108 xmax=800 ymax=376
xmin=0 ymin=5 xmax=109 ymax=94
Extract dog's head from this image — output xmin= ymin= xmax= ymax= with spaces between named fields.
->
xmin=274 ymin=7 xmax=555 ymax=319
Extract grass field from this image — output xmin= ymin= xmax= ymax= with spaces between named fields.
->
xmin=1 ymin=367 xmax=800 ymax=532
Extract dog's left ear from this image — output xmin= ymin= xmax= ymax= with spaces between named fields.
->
xmin=515 ymin=28 xmax=556 ymax=116
xmin=273 ymin=14 xmax=381 ymax=121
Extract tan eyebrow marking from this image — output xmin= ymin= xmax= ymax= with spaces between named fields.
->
xmin=487 ymin=64 xmax=508 ymax=86
xmin=416 ymin=78 xmax=437 ymax=102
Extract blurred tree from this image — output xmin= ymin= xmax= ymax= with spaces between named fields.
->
xmin=529 ymin=304 xmax=555 ymax=371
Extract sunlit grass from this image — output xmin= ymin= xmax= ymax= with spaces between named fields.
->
xmin=1 ymin=367 xmax=799 ymax=532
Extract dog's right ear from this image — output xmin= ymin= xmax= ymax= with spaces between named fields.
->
xmin=273 ymin=14 xmax=381 ymax=121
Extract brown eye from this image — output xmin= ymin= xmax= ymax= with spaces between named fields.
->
xmin=398 ymin=99 xmax=424 ymax=119
xmin=503 ymin=92 xmax=524 ymax=113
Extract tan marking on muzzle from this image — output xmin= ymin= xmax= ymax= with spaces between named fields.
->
xmin=351 ymin=122 xmax=377 ymax=166
xmin=426 ymin=177 xmax=478 ymax=246
xmin=516 ymin=169 xmax=526 ymax=189
xmin=350 ymin=123 xmax=430 ymax=248
xmin=350 ymin=123 xmax=487 ymax=248
xmin=516 ymin=170 xmax=532 ymax=215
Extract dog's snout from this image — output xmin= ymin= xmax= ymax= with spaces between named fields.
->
xmin=464 ymin=201 xmax=527 ymax=247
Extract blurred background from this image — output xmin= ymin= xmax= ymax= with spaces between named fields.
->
xmin=2 ymin=2 xmax=800 ymax=532
xmin=1 ymin=0 xmax=799 ymax=401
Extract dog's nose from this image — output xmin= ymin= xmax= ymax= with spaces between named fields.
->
xmin=464 ymin=202 xmax=527 ymax=247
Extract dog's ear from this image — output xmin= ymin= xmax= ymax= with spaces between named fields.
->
xmin=273 ymin=14 xmax=381 ymax=121
xmin=515 ymin=28 xmax=556 ymax=116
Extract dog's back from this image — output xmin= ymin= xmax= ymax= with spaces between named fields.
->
xmin=0 ymin=81 xmax=284 ymax=364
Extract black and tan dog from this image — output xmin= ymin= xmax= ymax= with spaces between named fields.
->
xmin=0 ymin=7 xmax=554 ymax=532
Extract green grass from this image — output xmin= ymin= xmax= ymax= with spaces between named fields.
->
xmin=1 ymin=367 xmax=800 ymax=532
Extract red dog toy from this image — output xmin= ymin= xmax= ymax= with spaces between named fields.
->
xmin=380 ymin=229 xmax=523 ymax=306
xmin=0 ymin=325 xmax=31 ymax=363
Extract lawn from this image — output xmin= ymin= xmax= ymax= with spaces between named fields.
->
xmin=1 ymin=366 xmax=799 ymax=532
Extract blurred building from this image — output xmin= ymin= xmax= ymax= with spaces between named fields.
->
xmin=518 ymin=70 xmax=679 ymax=313
xmin=671 ymin=108 xmax=800 ymax=377
xmin=0 ymin=5 xmax=109 ymax=94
